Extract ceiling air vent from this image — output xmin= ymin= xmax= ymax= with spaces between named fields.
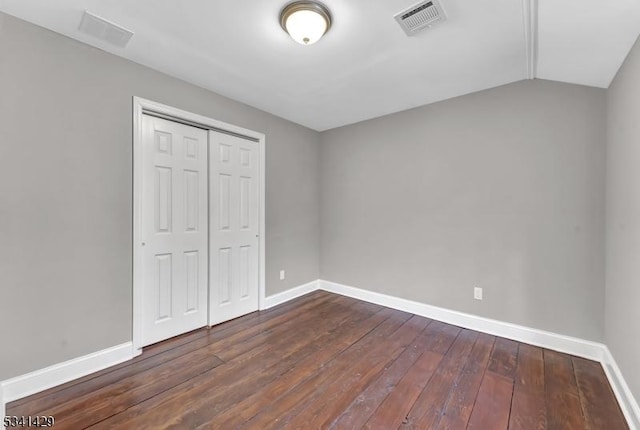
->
xmin=79 ymin=11 xmax=134 ymax=48
xmin=394 ymin=0 xmax=447 ymax=36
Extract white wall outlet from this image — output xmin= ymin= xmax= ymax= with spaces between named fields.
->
xmin=474 ymin=287 xmax=483 ymax=300
xmin=279 ymin=270 xmax=285 ymax=280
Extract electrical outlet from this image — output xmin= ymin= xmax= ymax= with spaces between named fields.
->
xmin=474 ymin=287 xmax=483 ymax=300
xmin=279 ymin=270 xmax=285 ymax=280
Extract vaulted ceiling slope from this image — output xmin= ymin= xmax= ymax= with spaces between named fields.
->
xmin=2 ymin=0 xmax=639 ymax=131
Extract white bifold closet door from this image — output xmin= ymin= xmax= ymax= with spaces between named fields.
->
xmin=209 ymin=130 xmax=260 ymax=325
xmin=141 ymin=115 xmax=208 ymax=347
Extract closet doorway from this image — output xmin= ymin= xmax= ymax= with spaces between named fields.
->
xmin=132 ymin=97 xmax=265 ymax=353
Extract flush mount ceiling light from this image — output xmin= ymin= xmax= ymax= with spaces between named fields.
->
xmin=280 ymin=1 xmax=332 ymax=45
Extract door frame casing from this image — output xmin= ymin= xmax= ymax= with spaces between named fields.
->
xmin=132 ymin=97 xmax=266 ymax=355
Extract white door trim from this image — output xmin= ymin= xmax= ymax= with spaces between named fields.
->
xmin=132 ymin=97 xmax=266 ymax=354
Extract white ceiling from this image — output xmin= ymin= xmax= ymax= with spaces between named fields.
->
xmin=1 ymin=0 xmax=639 ymax=131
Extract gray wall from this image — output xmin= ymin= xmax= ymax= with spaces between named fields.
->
xmin=0 ymin=13 xmax=320 ymax=380
xmin=606 ymin=35 xmax=640 ymax=403
xmin=320 ymin=79 xmax=606 ymax=341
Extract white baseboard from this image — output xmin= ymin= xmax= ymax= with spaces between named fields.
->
xmin=319 ymin=280 xmax=605 ymax=361
xmin=263 ymin=280 xmax=320 ymax=310
xmin=602 ymin=347 xmax=640 ymax=430
xmin=1 ymin=342 xmax=134 ymax=408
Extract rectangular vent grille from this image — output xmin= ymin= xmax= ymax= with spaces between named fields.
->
xmin=79 ymin=11 xmax=134 ymax=47
xmin=394 ymin=0 xmax=447 ymax=36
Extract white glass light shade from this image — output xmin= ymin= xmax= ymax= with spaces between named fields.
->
xmin=280 ymin=2 xmax=332 ymax=45
xmin=285 ymin=10 xmax=327 ymax=45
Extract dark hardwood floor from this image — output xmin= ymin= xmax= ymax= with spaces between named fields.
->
xmin=7 ymin=291 xmax=628 ymax=429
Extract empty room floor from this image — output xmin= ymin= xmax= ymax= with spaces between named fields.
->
xmin=7 ymin=291 xmax=628 ymax=429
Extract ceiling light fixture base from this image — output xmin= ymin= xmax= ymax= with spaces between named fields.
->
xmin=279 ymin=1 xmax=332 ymax=45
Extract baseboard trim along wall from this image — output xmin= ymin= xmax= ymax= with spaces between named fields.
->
xmin=2 ymin=281 xmax=638 ymax=429
xmin=602 ymin=347 xmax=640 ymax=430
xmin=262 ymin=279 xmax=320 ymax=310
xmin=1 ymin=342 xmax=134 ymax=408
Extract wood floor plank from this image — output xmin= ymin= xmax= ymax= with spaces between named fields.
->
xmin=422 ymin=320 xmax=464 ymax=355
xmin=199 ymin=293 xmax=354 ymax=360
xmin=514 ymin=344 xmax=545 ymax=390
xmin=434 ymin=332 xmax=496 ymax=430
xmin=165 ymin=300 xmax=384 ymax=429
xmin=399 ymin=329 xmax=478 ymax=429
xmin=488 ymin=337 xmax=519 ymax=381
xmin=573 ymin=356 xmax=628 ymax=430
xmin=362 ymin=350 xmax=443 ymax=430
xmin=205 ymin=306 xmax=395 ymax=430
xmin=54 ymin=299 xmax=361 ymax=429
xmin=466 ymin=372 xmax=513 ymax=430
xmin=284 ymin=316 xmax=432 ymax=429
xmin=8 ymin=292 xmax=628 ymax=430
xmin=141 ymin=289 xmax=332 ymax=360
xmin=328 ymin=319 xmax=459 ymax=430
xmin=7 ymin=329 xmax=213 ymax=417
xmin=7 ymin=290 xmax=330 ymax=413
xmin=208 ymin=309 xmax=391 ymax=429
xmin=328 ymin=350 xmax=425 ymax=430
xmin=509 ymin=344 xmax=546 ymax=430
xmin=8 ymin=290 xmax=336 ymax=417
xmin=545 ymin=349 xmax=588 ymax=430
xmin=9 ymin=291 xmax=343 ymax=418
xmin=170 ymin=301 xmax=384 ymax=430
xmin=53 ymin=298 xmax=359 ymax=429
xmin=212 ymin=294 xmax=363 ymax=362
xmin=89 ymin=299 xmax=386 ymax=429
xmin=249 ymin=313 xmax=421 ymax=430
xmin=236 ymin=310 xmax=413 ymax=430
xmin=43 ymin=351 xmax=224 ymax=429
